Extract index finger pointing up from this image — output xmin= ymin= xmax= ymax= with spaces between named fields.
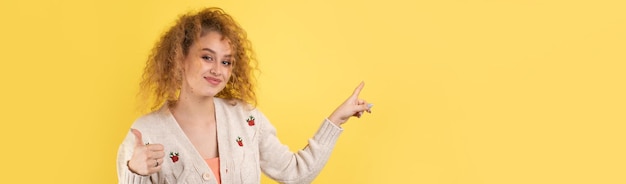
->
xmin=351 ymin=81 xmax=365 ymax=98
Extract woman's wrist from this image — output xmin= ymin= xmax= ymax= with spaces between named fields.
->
xmin=328 ymin=115 xmax=344 ymax=126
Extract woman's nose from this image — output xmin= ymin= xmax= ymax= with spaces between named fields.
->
xmin=209 ymin=66 xmax=220 ymax=76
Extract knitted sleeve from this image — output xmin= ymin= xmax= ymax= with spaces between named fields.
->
xmin=257 ymin=111 xmax=343 ymax=184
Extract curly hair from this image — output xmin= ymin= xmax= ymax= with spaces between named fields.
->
xmin=139 ymin=7 xmax=258 ymax=111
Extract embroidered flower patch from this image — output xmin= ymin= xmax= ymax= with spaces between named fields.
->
xmin=236 ymin=137 xmax=243 ymax=147
xmin=170 ymin=152 xmax=180 ymax=163
xmin=246 ymin=115 xmax=255 ymax=126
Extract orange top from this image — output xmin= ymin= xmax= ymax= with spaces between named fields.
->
xmin=205 ymin=157 xmax=221 ymax=184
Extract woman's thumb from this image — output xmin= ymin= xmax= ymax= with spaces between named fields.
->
xmin=130 ymin=128 xmax=144 ymax=147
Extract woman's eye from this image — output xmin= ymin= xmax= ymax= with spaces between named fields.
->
xmin=222 ymin=61 xmax=232 ymax=66
xmin=202 ymin=56 xmax=213 ymax=61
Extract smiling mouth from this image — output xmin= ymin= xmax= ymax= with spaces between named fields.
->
xmin=203 ymin=76 xmax=222 ymax=85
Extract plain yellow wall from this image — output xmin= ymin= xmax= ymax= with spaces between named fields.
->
xmin=0 ymin=0 xmax=624 ymax=183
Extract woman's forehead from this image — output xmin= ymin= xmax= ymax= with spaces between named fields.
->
xmin=194 ymin=32 xmax=233 ymax=55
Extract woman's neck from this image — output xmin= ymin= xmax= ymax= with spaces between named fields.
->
xmin=171 ymin=92 xmax=216 ymax=127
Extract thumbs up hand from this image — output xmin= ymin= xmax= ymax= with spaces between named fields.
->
xmin=127 ymin=129 xmax=165 ymax=176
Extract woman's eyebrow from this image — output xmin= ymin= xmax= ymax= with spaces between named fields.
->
xmin=201 ymin=48 xmax=216 ymax=54
xmin=201 ymin=48 xmax=232 ymax=58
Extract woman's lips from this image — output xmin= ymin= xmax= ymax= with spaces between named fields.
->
xmin=204 ymin=76 xmax=222 ymax=85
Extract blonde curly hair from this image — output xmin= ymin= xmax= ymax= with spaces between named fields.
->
xmin=139 ymin=7 xmax=258 ymax=111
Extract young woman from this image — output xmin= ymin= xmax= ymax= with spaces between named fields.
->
xmin=117 ymin=7 xmax=372 ymax=184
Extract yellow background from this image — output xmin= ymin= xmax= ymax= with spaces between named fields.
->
xmin=0 ymin=0 xmax=624 ymax=183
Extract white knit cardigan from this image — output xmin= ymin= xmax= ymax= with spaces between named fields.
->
xmin=117 ymin=98 xmax=343 ymax=184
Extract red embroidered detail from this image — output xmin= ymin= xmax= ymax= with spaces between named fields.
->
xmin=246 ymin=116 xmax=255 ymax=126
xmin=170 ymin=152 xmax=179 ymax=163
xmin=236 ymin=137 xmax=243 ymax=147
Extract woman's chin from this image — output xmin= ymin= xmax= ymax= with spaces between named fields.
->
xmin=201 ymin=90 xmax=223 ymax=98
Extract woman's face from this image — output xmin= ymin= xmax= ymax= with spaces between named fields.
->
xmin=180 ymin=31 xmax=233 ymax=98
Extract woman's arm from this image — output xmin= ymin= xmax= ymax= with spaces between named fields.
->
xmin=258 ymin=82 xmax=372 ymax=183
xmin=258 ymin=117 xmax=343 ymax=184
